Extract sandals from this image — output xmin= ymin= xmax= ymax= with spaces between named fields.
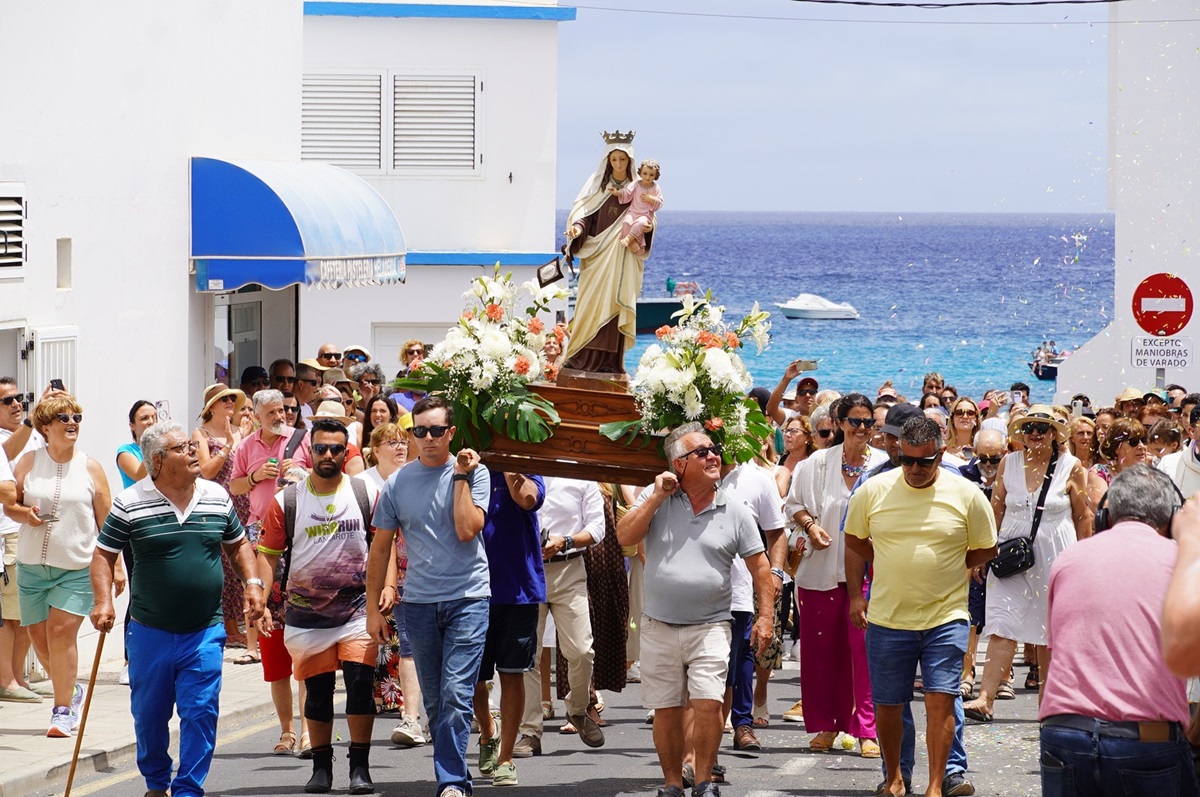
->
xmin=710 ymin=764 xmax=727 ymax=784
xmin=752 ymin=701 xmax=769 ymax=728
xmin=297 ymin=732 xmax=312 ymax=759
xmin=959 ymin=680 xmax=975 ymax=699
xmin=232 ymin=652 xmax=261 ymax=665
xmin=963 ymin=705 xmax=994 ymax=723
xmin=996 ymin=680 xmax=1017 ymax=700
xmin=1025 ymin=665 xmax=1040 ymax=690
xmin=809 ymin=731 xmax=838 ymax=752
xmin=274 ymin=731 xmax=297 ymax=755
xmin=541 ymin=700 xmax=555 ymax=721
xmin=682 ymin=763 xmax=695 ymax=789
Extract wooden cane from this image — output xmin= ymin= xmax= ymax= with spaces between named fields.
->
xmin=63 ymin=629 xmax=106 ymax=797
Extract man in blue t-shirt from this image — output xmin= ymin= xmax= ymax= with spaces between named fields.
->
xmin=367 ymin=395 xmax=490 ymax=797
xmin=473 ymin=470 xmax=545 ymax=786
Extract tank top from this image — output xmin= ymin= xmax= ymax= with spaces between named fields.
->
xmin=18 ymin=449 xmax=97 ymax=570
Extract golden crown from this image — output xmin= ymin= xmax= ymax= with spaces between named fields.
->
xmin=601 ymin=129 xmax=636 ymax=145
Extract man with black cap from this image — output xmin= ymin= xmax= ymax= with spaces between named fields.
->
xmin=1158 ymin=406 xmax=1200 ymax=496
xmin=767 ymin=361 xmax=819 ymax=424
xmin=842 ymin=404 xmax=985 ymax=797
xmin=239 ymin=366 xmax=270 ymax=401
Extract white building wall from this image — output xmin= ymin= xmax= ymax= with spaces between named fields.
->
xmin=0 ymin=0 xmax=301 ymax=487
xmin=1055 ymin=0 xmax=1200 ymax=403
xmin=298 ymin=10 xmax=561 ymax=361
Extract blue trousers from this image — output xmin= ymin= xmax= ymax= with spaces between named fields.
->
xmin=1041 ymin=723 xmax=1200 ymax=797
xmin=406 ymin=598 xmax=489 ymax=797
xmin=727 ymin=611 xmax=754 ymax=730
xmin=128 ymin=621 xmax=225 ymax=797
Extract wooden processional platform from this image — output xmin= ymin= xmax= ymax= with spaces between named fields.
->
xmin=479 ymin=371 xmax=666 ymax=486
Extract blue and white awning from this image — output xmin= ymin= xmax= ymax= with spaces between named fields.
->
xmin=190 ymin=157 xmax=406 ymax=292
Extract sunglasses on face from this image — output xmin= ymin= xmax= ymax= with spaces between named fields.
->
xmin=283 ymin=405 xmax=299 ymax=414
xmin=167 ymin=440 xmax=200 ymax=455
xmin=1022 ymin=422 xmax=1053 ymax=436
xmin=844 ymin=417 xmax=876 ymax=429
xmin=412 ymin=425 xmax=450 ymax=439
xmin=976 ymin=455 xmax=1003 ymax=465
xmin=953 ymin=409 xmax=978 ymax=418
xmin=248 ymin=379 xmax=270 ymax=388
xmin=273 ymin=375 xmax=296 ymax=384
xmin=0 ymin=395 xmax=21 ymax=407
xmin=684 ymin=443 xmax=723 ymax=460
xmin=1115 ymin=435 xmax=1147 ymax=448
xmin=406 ymin=348 xmax=424 ymax=356
xmin=816 ymin=429 xmax=833 ymax=438
xmin=346 ymin=353 xmax=368 ymax=363
xmin=899 ymin=453 xmax=939 ymax=468
xmin=360 ymin=378 xmax=380 ymax=386
xmin=795 ymin=389 xmax=818 ymax=397
xmin=217 ymin=395 xmax=236 ymax=403
xmin=311 ymin=443 xmax=346 ymax=457
xmin=320 ymin=352 xmax=342 ymax=360
xmin=56 ymin=413 xmax=83 ymax=424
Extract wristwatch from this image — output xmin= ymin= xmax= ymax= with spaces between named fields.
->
xmin=452 ymin=473 xmax=471 ymax=482
xmin=21 ymin=418 xmax=32 ymax=428
xmin=769 ymin=567 xmax=786 ymax=581
xmin=562 ymin=535 xmax=575 ymax=552
xmin=245 ymin=577 xmax=266 ymax=590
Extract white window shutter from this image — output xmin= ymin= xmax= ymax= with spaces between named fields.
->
xmin=302 ymin=74 xmax=383 ymax=170
xmin=31 ymin=326 xmax=78 ymax=399
xmin=0 ymin=188 xmax=25 ymax=270
xmin=392 ymin=74 xmax=478 ymax=171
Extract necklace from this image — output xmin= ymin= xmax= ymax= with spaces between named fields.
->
xmin=842 ymin=449 xmax=867 ymax=478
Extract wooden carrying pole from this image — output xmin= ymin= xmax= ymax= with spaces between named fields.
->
xmin=63 ymin=629 xmax=106 ymax=797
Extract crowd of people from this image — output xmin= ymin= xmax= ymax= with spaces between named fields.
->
xmin=2 ymin=349 xmax=1200 ymax=797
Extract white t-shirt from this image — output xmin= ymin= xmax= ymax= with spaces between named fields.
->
xmin=722 ymin=463 xmax=786 ymax=613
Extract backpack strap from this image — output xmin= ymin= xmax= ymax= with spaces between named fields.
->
xmin=280 ymin=482 xmax=297 ymax=594
xmin=283 ymin=427 xmax=307 ymax=461
xmin=349 ymin=475 xmax=373 ymax=542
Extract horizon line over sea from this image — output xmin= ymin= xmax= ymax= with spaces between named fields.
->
xmin=556 ymin=209 xmax=1117 ymax=406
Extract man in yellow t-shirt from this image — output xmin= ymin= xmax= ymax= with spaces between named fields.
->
xmin=844 ymin=416 xmax=997 ymax=797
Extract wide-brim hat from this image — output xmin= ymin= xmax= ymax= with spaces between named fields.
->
xmin=201 ymin=384 xmax=246 ymax=418
xmin=1115 ymin=386 xmax=1144 ymax=404
xmin=1008 ymin=404 xmax=1068 ymax=443
xmin=312 ymin=400 xmax=354 ymax=426
xmin=299 ymin=358 xmax=329 ymax=372
xmin=322 ymin=367 xmax=354 ymax=387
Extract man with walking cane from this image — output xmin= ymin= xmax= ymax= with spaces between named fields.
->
xmin=90 ymin=421 xmax=262 ymax=797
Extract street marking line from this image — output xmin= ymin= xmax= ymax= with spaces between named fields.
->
xmin=63 ymin=715 xmax=279 ymax=797
xmin=778 ymin=756 xmax=820 ymax=777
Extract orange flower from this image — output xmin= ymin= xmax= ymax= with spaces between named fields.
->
xmin=462 ymin=310 xmax=475 ymax=321
xmin=697 ymin=330 xmax=721 ymax=349
xmin=513 ymin=356 xmax=532 ymax=375
xmin=528 ymin=317 xmax=545 ymax=334
xmin=705 ymin=417 xmax=725 ymax=431
xmin=725 ymin=332 xmax=740 ymax=348
xmin=544 ymin=364 xmax=559 ymax=382
xmin=485 ymin=304 xmax=504 ymax=322
xmin=655 ymin=325 xmax=673 ymax=339
xmin=553 ymin=323 xmax=568 ymax=342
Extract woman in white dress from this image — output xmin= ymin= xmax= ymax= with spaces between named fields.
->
xmin=963 ymin=406 xmax=1091 ymax=722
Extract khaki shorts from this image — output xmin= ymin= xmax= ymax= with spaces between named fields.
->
xmin=283 ymin=615 xmax=377 ymax=681
xmin=640 ymin=615 xmax=732 ymax=709
xmin=1 ymin=535 xmax=19 ymax=622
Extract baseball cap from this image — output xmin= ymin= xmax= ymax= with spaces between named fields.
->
xmin=797 ymin=377 xmax=819 ymax=391
xmin=239 ymin=365 xmax=268 ymax=385
xmin=882 ymin=403 xmax=923 ymax=436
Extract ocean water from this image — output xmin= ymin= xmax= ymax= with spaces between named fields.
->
xmin=557 ymin=210 xmax=1115 ymax=405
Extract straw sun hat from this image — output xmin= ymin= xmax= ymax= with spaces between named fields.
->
xmin=201 ymin=384 xmax=246 ymax=418
xmin=312 ymin=399 xmax=355 ymax=426
xmin=1007 ymin=404 xmax=1068 ymax=444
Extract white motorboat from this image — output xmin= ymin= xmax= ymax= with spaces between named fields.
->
xmin=774 ymin=293 xmax=860 ymax=320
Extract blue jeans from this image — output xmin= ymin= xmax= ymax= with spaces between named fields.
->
xmin=128 ymin=621 xmax=225 ymax=797
xmin=727 ymin=611 xmax=754 ymax=730
xmin=866 ymin=620 xmax=969 ymax=781
xmin=1041 ymin=723 xmax=1200 ymax=797
xmin=406 ymin=598 xmax=489 ymax=796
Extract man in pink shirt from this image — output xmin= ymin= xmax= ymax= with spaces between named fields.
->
xmin=1040 ymin=464 xmax=1199 ymax=796
xmin=230 ymin=390 xmax=311 ymax=527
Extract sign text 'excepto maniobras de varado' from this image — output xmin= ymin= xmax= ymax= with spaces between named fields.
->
xmin=1130 ymin=336 xmax=1193 ymax=369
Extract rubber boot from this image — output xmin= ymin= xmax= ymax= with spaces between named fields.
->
xmin=305 ymin=745 xmax=334 ymax=794
xmin=348 ymin=742 xmax=375 ymax=794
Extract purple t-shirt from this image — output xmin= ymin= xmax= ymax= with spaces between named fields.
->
xmin=483 ymin=473 xmax=546 ymax=605
xmin=1040 ymin=520 xmax=1189 ymax=725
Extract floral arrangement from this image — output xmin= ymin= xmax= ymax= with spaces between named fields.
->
xmin=393 ymin=266 xmax=568 ymax=451
xmin=600 ymin=293 xmax=773 ymax=464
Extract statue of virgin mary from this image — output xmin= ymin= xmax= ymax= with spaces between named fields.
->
xmin=560 ymin=131 xmax=654 ymax=376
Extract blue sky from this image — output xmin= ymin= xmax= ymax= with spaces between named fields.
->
xmin=556 ymin=0 xmax=1110 ymax=213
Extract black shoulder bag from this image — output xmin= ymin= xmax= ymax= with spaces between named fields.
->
xmin=991 ymin=448 xmax=1058 ymax=579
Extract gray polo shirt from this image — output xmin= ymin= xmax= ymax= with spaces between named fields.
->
xmin=636 ymin=487 xmax=765 ymax=625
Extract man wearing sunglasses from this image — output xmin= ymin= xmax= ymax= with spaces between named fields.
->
xmin=269 ymin=358 xmax=297 ymax=394
xmin=367 ymin=395 xmax=491 ymax=797
xmin=844 ymin=417 xmax=997 ymax=797
xmin=1158 ymin=406 xmax=1200 ymax=497
xmin=617 ymin=423 xmax=772 ymax=797
xmin=257 ymin=418 xmax=380 ymax=794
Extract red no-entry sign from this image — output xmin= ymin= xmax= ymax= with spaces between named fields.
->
xmin=1132 ymin=273 xmax=1193 ymax=336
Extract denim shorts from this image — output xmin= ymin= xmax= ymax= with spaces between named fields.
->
xmin=17 ymin=562 xmax=93 ymax=624
xmin=865 ymin=620 xmax=969 ymax=705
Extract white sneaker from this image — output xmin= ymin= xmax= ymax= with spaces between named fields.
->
xmin=391 ymin=716 xmax=427 ymax=747
xmin=69 ymin=683 xmax=85 ymax=731
xmin=626 ymin=661 xmax=641 ymax=683
xmin=47 ymin=706 xmax=73 ymax=738
xmin=119 ymin=665 xmax=130 ymax=686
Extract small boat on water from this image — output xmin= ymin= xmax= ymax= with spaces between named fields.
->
xmin=636 ymin=278 xmax=702 ymax=332
xmin=1028 ymin=352 xmax=1070 ymax=381
xmin=775 ymin=293 xmax=860 ymax=320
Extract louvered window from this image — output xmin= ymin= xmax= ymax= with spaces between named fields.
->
xmin=0 ymin=187 xmax=25 ymax=271
xmin=302 ymin=74 xmax=383 ymax=170
xmin=393 ymin=74 xmax=479 ymax=172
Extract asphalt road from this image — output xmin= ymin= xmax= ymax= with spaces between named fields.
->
xmin=41 ymin=662 xmax=1043 ymax=797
